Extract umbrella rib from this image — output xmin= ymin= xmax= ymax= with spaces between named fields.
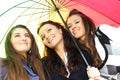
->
xmin=0 ymin=0 xmax=30 ymax=16
xmin=57 ymin=0 xmax=65 ymax=5
xmin=19 ymin=10 xmax=50 ymax=16
xmin=16 ymin=6 xmax=51 ymax=16
xmin=29 ymin=0 xmax=57 ymax=15
xmin=45 ymin=0 xmax=55 ymax=8
xmin=0 ymin=0 xmax=52 ymax=17
xmin=16 ymin=6 xmax=51 ymax=10
xmin=30 ymin=10 xmax=57 ymax=22
xmin=55 ymin=0 xmax=79 ymax=10
xmin=62 ymin=1 xmax=79 ymax=8
xmin=29 ymin=0 xmax=53 ymax=9
xmin=26 ymin=12 xmax=58 ymax=25
xmin=59 ymin=9 xmax=68 ymax=12
xmin=22 ymin=12 xmax=50 ymax=22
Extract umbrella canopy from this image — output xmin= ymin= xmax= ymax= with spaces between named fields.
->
xmin=0 ymin=0 xmax=69 ymax=43
xmin=75 ymin=0 xmax=120 ymax=26
xmin=0 ymin=0 xmax=120 ymax=58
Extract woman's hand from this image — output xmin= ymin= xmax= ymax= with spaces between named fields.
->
xmin=87 ymin=66 xmax=100 ymax=80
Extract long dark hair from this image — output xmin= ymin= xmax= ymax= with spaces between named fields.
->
xmin=5 ymin=24 xmax=46 ymax=80
xmin=66 ymin=9 xmax=102 ymax=69
xmin=37 ymin=20 xmax=85 ymax=77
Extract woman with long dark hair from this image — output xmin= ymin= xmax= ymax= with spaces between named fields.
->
xmin=0 ymin=24 xmax=46 ymax=80
xmin=37 ymin=20 xmax=100 ymax=80
xmin=66 ymin=9 xmax=120 ymax=79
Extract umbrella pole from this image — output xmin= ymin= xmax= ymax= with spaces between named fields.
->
xmin=51 ymin=0 xmax=89 ymax=66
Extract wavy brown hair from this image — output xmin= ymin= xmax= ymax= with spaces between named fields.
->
xmin=66 ymin=9 xmax=102 ymax=69
xmin=37 ymin=20 xmax=91 ymax=77
xmin=4 ymin=25 xmax=46 ymax=80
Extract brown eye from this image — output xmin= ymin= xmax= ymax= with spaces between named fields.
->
xmin=14 ymin=34 xmax=20 ymax=37
xmin=75 ymin=20 xmax=80 ymax=24
xmin=47 ymin=28 xmax=51 ymax=33
xmin=67 ymin=24 xmax=71 ymax=28
xmin=25 ymin=33 xmax=30 ymax=37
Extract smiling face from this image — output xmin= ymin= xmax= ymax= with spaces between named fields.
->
xmin=39 ymin=23 xmax=63 ymax=48
xmin=67 ymin=14 xmax=86 ymax=40
xmin=11 ymin=28 xmax=31 ymax=57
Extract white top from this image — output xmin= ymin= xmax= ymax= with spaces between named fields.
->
xmin=95 ymin=24 xmax=120 ymax=74
xmin=64 ymin=52 xmax=70 ymax=78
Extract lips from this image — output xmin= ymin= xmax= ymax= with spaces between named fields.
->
xmin=72 ymin=29 xmax=79 ymax=36
xmin=47 ymin=35 xmax=55 ymax=44
xmin=19 ymin=42 xmax=28 ymax=45
xmin=20 ymin=43 xmax=28 ymax=46
xmin=48 ymin=38 xmax=53 ymax=43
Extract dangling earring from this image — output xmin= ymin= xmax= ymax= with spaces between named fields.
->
xmin=28 ymin=49 xmax=31 ymax=54
xmin=91 ymin=31 xmax=93 ymax=35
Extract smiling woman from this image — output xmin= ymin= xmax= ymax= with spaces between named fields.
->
xmin=0 ymin=28 xmax=45 ymax=58
xmin=0 ymin=24 xmax=46 ymax=80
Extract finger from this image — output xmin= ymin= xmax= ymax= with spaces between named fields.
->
xmin=87 ymin=66 xmax=91 ymax=71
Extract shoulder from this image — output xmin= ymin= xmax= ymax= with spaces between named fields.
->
xmin=0 ymin=57 xmax=7 ymax=66
xmin=0 ymin=57 xmax=8 ymax=79
xmin=41 ymin=56 xmax=49 ymax=65
xmin=41 ymin=56 xmax=49 ymax=62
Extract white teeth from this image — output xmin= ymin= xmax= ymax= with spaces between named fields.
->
xmin=73 ymin=30 xmax=78 ymax=35
xmin=48 ymin=38 xmax=53 ymax=43
xmin=47 ymin=35 xmax=55 ymax=43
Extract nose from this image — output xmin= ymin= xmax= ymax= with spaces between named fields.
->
xmin=21 ymin=36 xmax=27 ymax=41
xmin=71 ymin=25 xmax=76 ymax=30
